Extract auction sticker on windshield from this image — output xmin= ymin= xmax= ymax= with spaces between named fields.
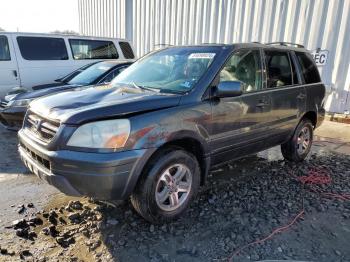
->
xmin=189 ymin=53 xmax=216 ymax=59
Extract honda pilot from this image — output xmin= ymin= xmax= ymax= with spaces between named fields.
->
xmin=18 ymin=43 xmax=325 ymax=223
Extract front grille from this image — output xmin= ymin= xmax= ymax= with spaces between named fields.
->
xmin=25 ymin=112 xmax=59 ymax=142
xmin=0 ymin=100 xmax=8 ymax=108
xmin=20 ymin=142 xmax=51 ymax=170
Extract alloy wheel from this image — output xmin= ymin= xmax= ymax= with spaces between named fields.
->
xmin=297 ymin=126 xmax=311 ymax=155
xmin=155 ymin=164 xmax=192 ymax=212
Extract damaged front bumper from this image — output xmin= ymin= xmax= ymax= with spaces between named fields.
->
xmin=18 ymin=129 xmax=156 ymax=200
xmin=0 ymin=106 xmax=26 ymax=131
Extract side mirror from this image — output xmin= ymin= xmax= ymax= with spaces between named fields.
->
xmin=214 ymin=81 xmax=243 ymax=98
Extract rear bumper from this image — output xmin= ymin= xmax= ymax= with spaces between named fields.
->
xmin=316 ymin=107 xmax=326 ymax=128
xmin=18 ymin=129 xmax=156 ymax=200
xmin=0 ymin=106 xmax=26 ymax=131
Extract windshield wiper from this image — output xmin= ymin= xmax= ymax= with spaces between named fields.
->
xmin=159 ymin=89 xmax=186 ymax=94
xmin=131 ymin=82 xmax=159 ymax=93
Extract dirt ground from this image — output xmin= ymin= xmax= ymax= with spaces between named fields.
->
xmin=0 ymin=120 xmax=349 ymax=262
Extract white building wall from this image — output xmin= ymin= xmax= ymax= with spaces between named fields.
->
xmin=78 ymin=0 xmax=350 ymax=114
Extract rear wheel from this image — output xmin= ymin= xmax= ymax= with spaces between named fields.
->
xmin=130 ymin=148 xmax=200 ymax=223
xmin=281 ymin=119 xmax=313 ymax=162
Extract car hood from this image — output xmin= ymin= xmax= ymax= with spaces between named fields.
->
xmin=29 ymin=85 xmax=182 ymax=125
xmin=15 ymin=84 xmax=81 ymax=100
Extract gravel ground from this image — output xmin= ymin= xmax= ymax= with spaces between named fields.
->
xmin=0 ymin=123 xmax=349 ymax=262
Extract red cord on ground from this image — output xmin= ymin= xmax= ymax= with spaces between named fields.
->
xmin=297 ymin=167 xmax=332 ymax=185
xmin=227 ymin=166 xmax=349 ymax=261
xmin=299 ymin=167 xmax=350 ymax=200
xmin=228 ymin=210 xmax=305 ymax=262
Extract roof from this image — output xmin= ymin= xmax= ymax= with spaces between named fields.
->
xmin=159 ymin=42 xmax=309 ymax=52
xmin=0 ymin=31 xmax=130 ymax=42
xmin=97 ymin=60 xmax=134 ymax=65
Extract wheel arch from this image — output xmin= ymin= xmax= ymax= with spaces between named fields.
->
xmin=301 ymin=111 xmax=317 ymax=128
xmin=135 ymin=134 xmax=210 ymax=190
xmin=157 ymin=137 xmax=210 ymax=186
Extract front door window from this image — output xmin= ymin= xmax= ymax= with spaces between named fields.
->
xmin=219 ymin=49 xmax=262 ymax=93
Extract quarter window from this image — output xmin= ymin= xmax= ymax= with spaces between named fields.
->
xmin=264 ymin=50 xmax=293 ymax=88
xmin=119 ymin=42 xmax=135 ymax=59
xmin=296 ymin=52 xmax=321 ymax=84
xmin=0 ymin=36 xmax=11 ymax=61
xmin=69 ymin=39 xmax=119 ymax=60
xmin=220 ymin=49 xmax=262 ymax=93
xmin=17 ymin=36 xmax=68 ymax=60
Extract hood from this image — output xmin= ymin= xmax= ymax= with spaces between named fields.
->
xmin=29 ymin=85 xmax=182 ymax=125
xmin=15 ymin=84 xmax=80 ymax=100
xmin=32 ymin=82 xmax=66 ymax=90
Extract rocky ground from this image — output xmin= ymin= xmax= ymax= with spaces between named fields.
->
xmin=0 ymin=121 xmax=349 ymax=262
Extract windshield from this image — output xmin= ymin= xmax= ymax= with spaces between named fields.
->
xmin=60 ymin=62 xmax=97 ymax=83
xmin=111 ymin=48 xmax=218 ymax=93
xmin=68 ymin=61 xmax=115 ymax=85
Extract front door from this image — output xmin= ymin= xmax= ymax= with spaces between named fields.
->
xmin=210 ymin=49 xmax=272 ymax=165
xmin=0 ymin=35 xmax=20 ymax=97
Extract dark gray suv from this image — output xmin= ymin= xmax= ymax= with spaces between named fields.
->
xmin=18 ymin=43 xmax=325 ymax=223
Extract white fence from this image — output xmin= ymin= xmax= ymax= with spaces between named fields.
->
xmin=78 ymin=0 xmax=350 ymax=114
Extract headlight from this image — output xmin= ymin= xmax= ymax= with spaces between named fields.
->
xmin=4 ymin=94 xmax=18 ymax=102
xmin=7 ymin=99 xmax=33 ymax=107
xmin=67 ymin=119 xmax=130 ymax=150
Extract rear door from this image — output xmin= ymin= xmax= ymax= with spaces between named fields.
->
xmin=263 ymin=49 xmax=306 ymax=140
xmin=0 ymin=34 xmax=20 ymax=97
xmin=210 ymin=48 xmax=273 ymax=164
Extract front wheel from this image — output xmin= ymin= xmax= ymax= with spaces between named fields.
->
xmin=130 ymin=148 xmax=200 ymax=223
xmin=281 ymin=119 xmax=314 ymax=162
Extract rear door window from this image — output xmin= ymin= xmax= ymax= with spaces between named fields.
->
xmin=17 ymin=36 xmax=68 ymax=60
xmin=295 ymin=52 xmax=321 ymax=84
xmin=69 ymin=39 xmax=119 ymax=60
xmin=0 ymin=36 xmax=11 ymax=61
xmin=264 ymin=50 xmax=293 ymax=88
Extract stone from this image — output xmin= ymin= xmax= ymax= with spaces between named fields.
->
xmin=107 ymin=219 xmax=119 ymax=226
xmin=17 ymin=204 xmax=25 ymax=214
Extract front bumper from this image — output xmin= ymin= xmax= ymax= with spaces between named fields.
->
xmin=18 ymin=129 xmax=156 ymax=200
xmin=0 ymin=106 xmax=26 ymax=131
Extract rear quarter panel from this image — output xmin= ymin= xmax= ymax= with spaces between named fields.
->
xmin=305 ymin=83 xmax=326 ymax=127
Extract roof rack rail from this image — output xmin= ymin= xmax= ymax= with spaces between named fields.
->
xmin=265 ymin=42 xmax=305 ymax=48
xmin=154 ymin=44 xmax=173 ymax=48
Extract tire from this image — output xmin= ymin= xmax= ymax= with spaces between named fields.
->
xmin=281 ymin=119 xmax=313 ymax=162
xmin=130 ymin=147 xmax=200 ymax=223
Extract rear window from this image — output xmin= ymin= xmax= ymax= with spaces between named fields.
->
xmin=119 ymin=42 xmax=135 ymax=59
xmin=296 ymin=52 xmax=321 ymax=84
xmin=17 ymin=36 xmax=68 ymax=60
xmin=264 ymin=50 xmax=293 ymax=88
xmin=69 ymin=39 xmax=119 ymax=60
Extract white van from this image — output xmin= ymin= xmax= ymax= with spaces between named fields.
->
xmin=0 ymin=32 xmax=136 ymax=97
